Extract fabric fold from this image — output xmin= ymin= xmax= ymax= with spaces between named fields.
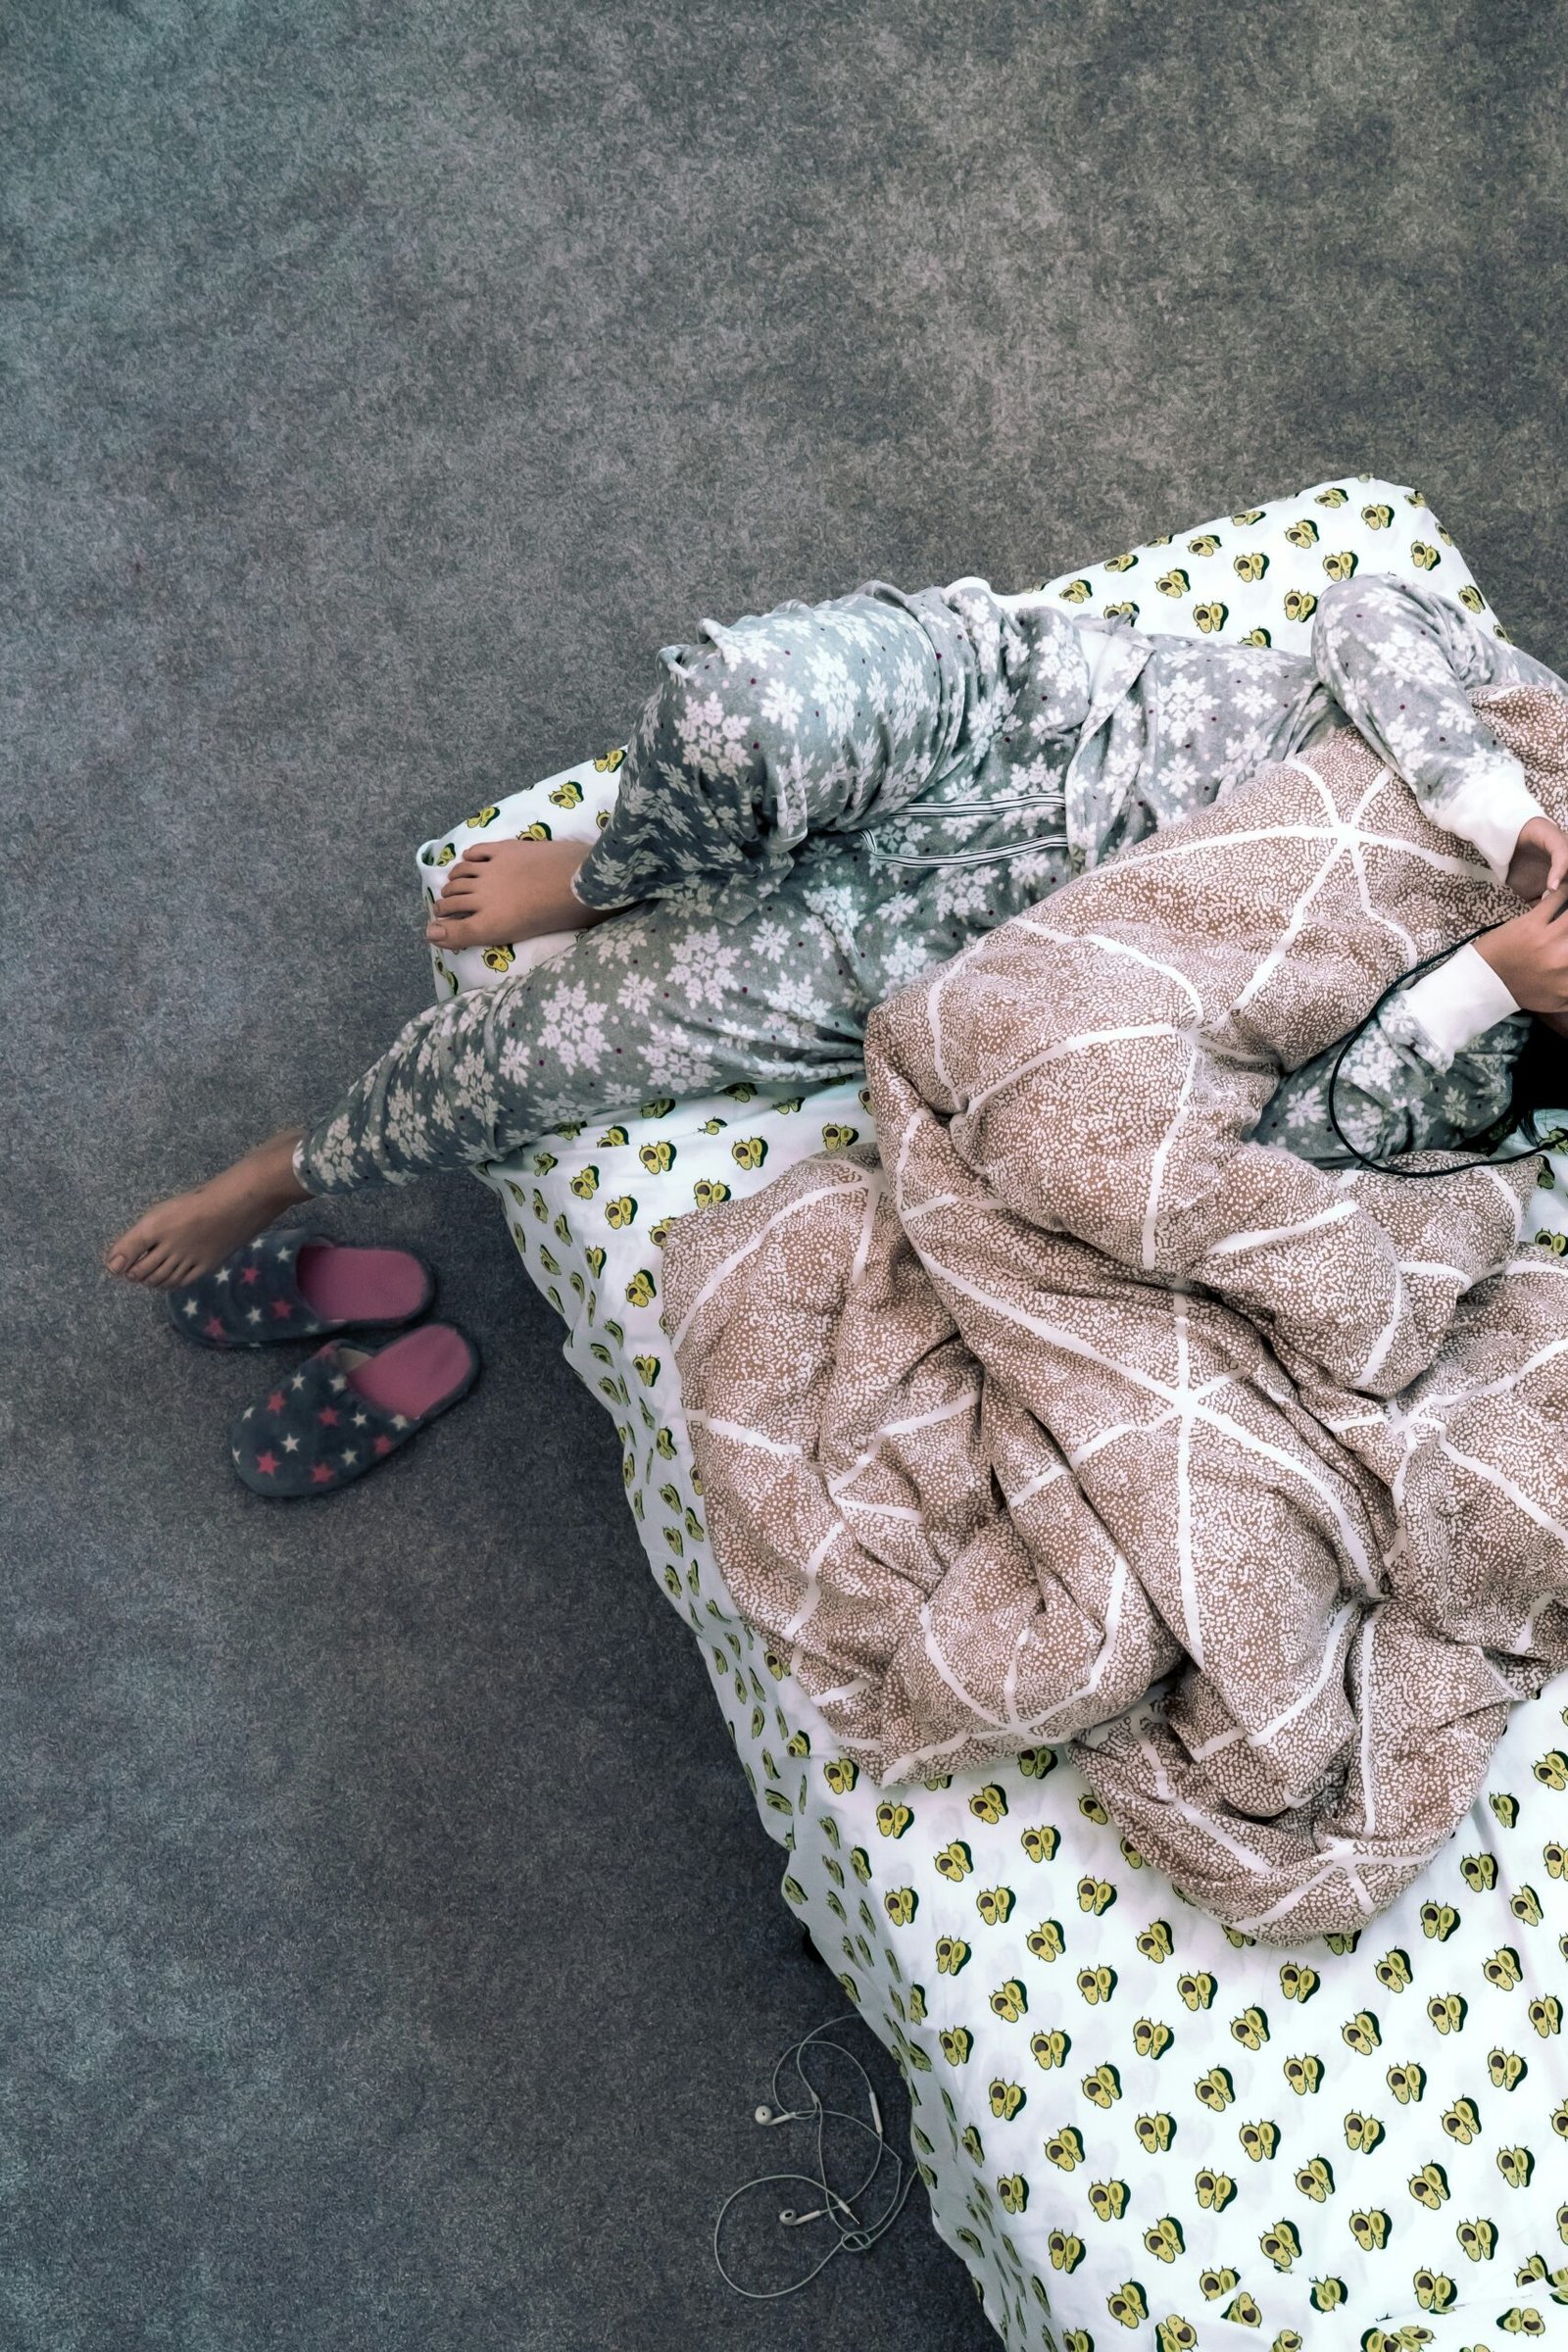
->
xmin=662 ymin=685 xmax=1568 ymax=1938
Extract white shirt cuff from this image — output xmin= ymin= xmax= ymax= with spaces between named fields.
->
xmin=1437 ymin=760 xmax=1545 ymax=885
xmin=1398 ymin=941 xmax=1521 ymax=1063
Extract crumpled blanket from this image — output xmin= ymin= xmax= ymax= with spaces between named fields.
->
xmin=660 ymin=686 xmax=1568 ymax=1939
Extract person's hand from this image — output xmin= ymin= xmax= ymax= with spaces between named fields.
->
xmin=1505 ymin=814 xmax=1568 ymax=901
xmin=1476 ymin=884 xmax=1568 ymax=1014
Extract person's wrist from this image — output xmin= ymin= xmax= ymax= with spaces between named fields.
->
xmin=1474 ymin=920 xmax=1525 ymax=999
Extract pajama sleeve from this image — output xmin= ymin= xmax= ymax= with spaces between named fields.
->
xmin=1396 ymin=942 xmax=1523 ymax=1060
xmin=1254 ymin=941 xmax=1530 ymax=1167
xmin=568 ymin=580 xmax=1091 ymax=923
xmin=1308 ymin=574 xmax=1546 ymax=883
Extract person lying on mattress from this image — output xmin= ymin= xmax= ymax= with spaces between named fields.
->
xmin=657 ymin=673 xmax=1568 ymax=1936
xmin=106 ymin=568 xmax=1568 ymax=1287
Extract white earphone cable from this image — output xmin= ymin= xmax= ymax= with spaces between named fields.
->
xmin=711 ymin=2015 xmax=917 ymax=2300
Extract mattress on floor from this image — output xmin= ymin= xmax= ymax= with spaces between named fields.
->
xmin=419 ymin=479 xmax=1568 ymax=2352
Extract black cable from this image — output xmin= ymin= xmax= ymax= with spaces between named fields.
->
xmin=1324 ymin=925 xmax=1568 ymax=1179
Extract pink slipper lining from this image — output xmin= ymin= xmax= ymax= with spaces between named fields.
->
xmin=295 ymin=1244 xmax=430 ymax=1324
xmin=342 ymin=1325 xmax=475 ymax=1420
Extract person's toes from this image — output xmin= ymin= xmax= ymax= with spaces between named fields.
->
xmin=107 ymin=1221 xmax=157 ymax=1276
xmin=425 ymin=917 xmax=458 ymax=945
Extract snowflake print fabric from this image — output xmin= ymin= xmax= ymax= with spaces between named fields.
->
xmin=295 ymin=480 xmax=1563 ymax=1200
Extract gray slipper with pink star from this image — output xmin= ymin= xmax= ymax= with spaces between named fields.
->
xmin=167 ymin=1233 xmax=433 ymax=1348
xmin=228 ymin=1326 xmax=480 ymax=1496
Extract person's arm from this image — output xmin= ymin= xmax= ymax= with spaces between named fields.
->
xmin=568 ymin=580 xmax=1093 ymax=920
xmin=1309 ymin=573 xmax=1568 ymax=892
xmin=1255 ymin=942 xmax=1528 ymax=1167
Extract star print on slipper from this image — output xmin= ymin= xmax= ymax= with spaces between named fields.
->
xmin=167 ymin=1233 xmax=435 ymax=1348
xmin=227 ymin=1325 xmax=480 ymax=1496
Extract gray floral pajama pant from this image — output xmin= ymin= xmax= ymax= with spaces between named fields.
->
xmin=296 ymin=573 xmax=1558 ymax=1195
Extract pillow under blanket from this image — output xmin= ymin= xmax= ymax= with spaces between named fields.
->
xmin=660 ymin=685 xmax=1568 ymax=1940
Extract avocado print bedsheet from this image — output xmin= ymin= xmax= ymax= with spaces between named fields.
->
xmin=419 ymin=481 xmax=1568 ymax=2351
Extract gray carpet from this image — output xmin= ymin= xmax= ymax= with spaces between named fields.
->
xmin=4 ymin=3 xmax=1566 ymax=2345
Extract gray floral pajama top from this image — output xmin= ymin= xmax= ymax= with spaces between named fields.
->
xmin=296 ymin=573 xmax=1557 ymax=1196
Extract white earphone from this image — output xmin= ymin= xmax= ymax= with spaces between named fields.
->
xmin=712 ymin=2015 xmax=915 ymax=2301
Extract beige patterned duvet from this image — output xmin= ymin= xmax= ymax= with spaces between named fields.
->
xmin=662 ymin=686 xmax=1568 ymax=1940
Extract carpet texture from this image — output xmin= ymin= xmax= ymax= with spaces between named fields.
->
xmin=3 ymin=3 xmax=1565 ymax=2345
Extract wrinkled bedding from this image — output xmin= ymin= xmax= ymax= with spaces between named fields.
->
xmin=426 ymin=479 xmax=1568 ymax=2350
xmin=662 ymin=687 xmax=1568 ymax=1939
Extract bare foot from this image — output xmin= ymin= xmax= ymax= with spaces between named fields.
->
xmin=424 ymin=837 xmax=614 ymax=951
xmin=104 ymin=1128 xmax=312 ymax=1290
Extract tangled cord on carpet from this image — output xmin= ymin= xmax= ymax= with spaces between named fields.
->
xmin=712 ymin=2014 xmax=917 ymax=2301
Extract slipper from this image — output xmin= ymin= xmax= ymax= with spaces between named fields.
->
xmin=227 ymin=1325 xmax=480 ymax=1496
xmin=167 ymin=1233 xmax=434 ymax=1348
